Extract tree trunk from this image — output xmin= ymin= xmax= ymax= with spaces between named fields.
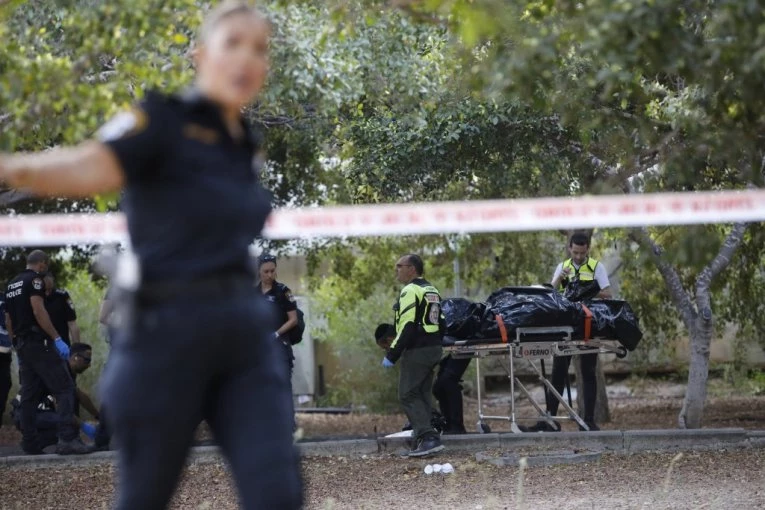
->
xmin=595 ymin=359 xmax=610 ymax=423
xmin=574 ymin=357 xmax=611 ymax=424
xmin=632 ymin=222 xmax=747 ymax=429
xmin=678 ymin=321 xmax=713 ymax=429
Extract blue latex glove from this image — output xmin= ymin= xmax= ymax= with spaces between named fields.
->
xmin=382 ymin=357 xmax=395 ymax=369
xmin=53 ymin=338 xmax=69 ymax=360
xmin=81 ymin=422 xmax=97 ymax=440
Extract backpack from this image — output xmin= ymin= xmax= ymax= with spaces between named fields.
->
xmin=287 ymin=308 xmax=306 ymax=345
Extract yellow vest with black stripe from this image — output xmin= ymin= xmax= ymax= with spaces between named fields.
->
xmin=560 ymin=257 xmax=599 ymax=289
xmin=391 ymin=278 xmax=442 ymax=349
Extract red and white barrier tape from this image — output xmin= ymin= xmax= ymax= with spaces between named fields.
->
xmin=0 ymin=189 xmax=763 ymax=246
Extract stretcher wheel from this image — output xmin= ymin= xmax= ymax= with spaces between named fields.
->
xmin=477 ymin=422 xmax=492 ymax=434
xmin=616 ymin=346 xmax=628 ymax=359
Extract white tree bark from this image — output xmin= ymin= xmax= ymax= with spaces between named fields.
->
xmin=677 ymin=221 xmax=747 ymax=428
xmin=632 ymin=222 xmax=747 ymax=429
xmin=573 ymin=356 xmax=611 ymax=424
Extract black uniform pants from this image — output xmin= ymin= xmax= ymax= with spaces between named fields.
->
xmin=432 ymin=355 xmax=471 ymax=433
xmin=12 ymin=405 xmax=61 ymax=449
xmin=102 ymin=287 xmax=302 ymax=510
xmin=546 ymin=353 xmax=598 ymax=423
xmin=0 ymin=351 xmax=12 ymax=424
xmin=17 ymin=338 xmax=77 ymax=448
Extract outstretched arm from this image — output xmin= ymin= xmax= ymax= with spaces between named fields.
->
xmin=0 ymin=141 xmax=124 ymax=198
xmin=76 ymin=388 xmax=100 ymax=421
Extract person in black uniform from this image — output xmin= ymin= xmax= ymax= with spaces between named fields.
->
xmin=432 ymin=355 xmax=471 ymax=434
xmin=0 ymin=293 xmax=13 ymax=425
xmin=10 ymin=342 xmax=100 ymax=448
xmin=256 ymin=254 xmax=298 ymax=380
xmin=0 ymin=2 xmax=302 ymax=509
xmin=44 ymin=273 xmax=80 ymax=346
xmin=0 ymin=298 xmax=12 ymax=424
xmin=3 ymin=250 xmax=89 ymax=455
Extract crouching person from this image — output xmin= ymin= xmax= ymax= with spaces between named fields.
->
xmin=381 ymin=254 xmax=444 ymax=458
xmin=11 ymin=343 xmax=102 ymax=450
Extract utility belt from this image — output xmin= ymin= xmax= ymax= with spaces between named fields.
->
xmin=134 ymin=272 xmax=255 ymax=305
xmin=14 ymin=328 xmax=50 ymax=350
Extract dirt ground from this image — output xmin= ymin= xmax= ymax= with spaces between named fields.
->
xmin=292 ymin=394 xmax=765 ymax=439
xmin=2 ymin=386 xmax=764 ymax=447
xmin=1 ymin=383 xmax=764 ymax=509
xmin=0 ymin=449 xmax=763 ymax=509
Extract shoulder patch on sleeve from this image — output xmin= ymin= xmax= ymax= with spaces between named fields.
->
xmin=32 ymin=278 xmax=43 ymax=291
xmin=97 ymin=106 xmax=149 ymax=142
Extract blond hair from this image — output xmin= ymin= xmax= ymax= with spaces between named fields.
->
xmin=199 ymin=1 xmax=266 ymax=42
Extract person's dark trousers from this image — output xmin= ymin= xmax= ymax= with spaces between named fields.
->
xmin=13 ymin=408 xmax=58 ymax=449
xmin=0 ymin=351 xmax=12 ymax=425
xmin=546 ymin=353 xmax=598 ymax=423
xmin=17 ymin=339 xmax=78 ymax=451
xmin=283 ymin=342 xmax=297 ymax=430
xmin=399 ymin=345 xmax=443 ymax=442
xmin=101 ymin=287 xmax=303 ymax=510
xmin=433 ymin=355 xmax=471 ymax=433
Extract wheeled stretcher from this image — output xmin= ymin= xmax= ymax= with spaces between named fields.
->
xmin=443 ymin=324 xmax=628 ymax=433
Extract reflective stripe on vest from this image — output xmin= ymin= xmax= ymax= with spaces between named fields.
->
xmin=394 ymin=280 xmax=441 ymax=335
xmin=562 ymin=257 xmax=599 ymax=282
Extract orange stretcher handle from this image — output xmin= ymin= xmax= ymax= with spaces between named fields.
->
xmin=581 ymin=304 xmax=592 ymax=341
xmin=496 ymin=314 xmax=509 ymax=343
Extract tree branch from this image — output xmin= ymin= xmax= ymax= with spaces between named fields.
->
xmin=695 ymin=221 xmax=748 ymax=298
xmin=629 ymin=227 xmax=696 ymax=329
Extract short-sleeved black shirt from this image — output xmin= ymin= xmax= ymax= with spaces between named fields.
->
xmin=45 ymin=289 xmax=77 ymax=346
xmin=259 ymin=281 xmax=297 ymax=327
xmin=99 ymin=89 xmax=272 ymax=284
xmin=5 ymin=269 xmax=46 ymax=338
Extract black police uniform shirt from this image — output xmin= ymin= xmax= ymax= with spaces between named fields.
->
xmin=98 ymin=90 xmax=272 ymax=284
xmin=259 ymin=282 xmax=297 ymax=332
xmin=45 ymin=289 xmax=77 ymax=346
xmin=4 ymin=270 xmax=46 ymax=338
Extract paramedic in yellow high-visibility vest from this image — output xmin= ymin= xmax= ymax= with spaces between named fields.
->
xmin=382 ymin=254 xmax=445 ymax=458
xmin=526 ymin=233 xmax=610 ymax=433
xmin=551 ymin=232 xmax=612 ymax=298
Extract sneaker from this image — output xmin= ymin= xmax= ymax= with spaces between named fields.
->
xmin=56 ymin=438 xmax=93 ymax=455
xmin=408 ymin=436 xmax=445 ymax=458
